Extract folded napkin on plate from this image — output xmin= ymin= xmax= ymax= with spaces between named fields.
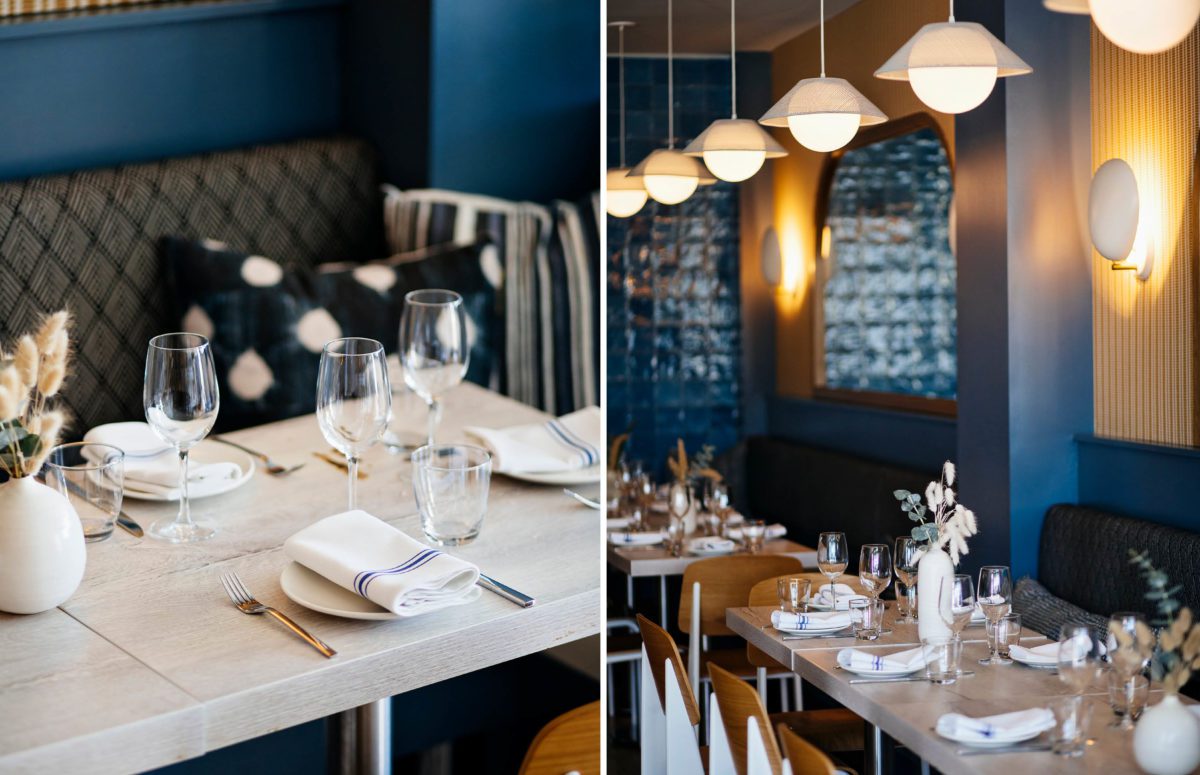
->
xmin=725 ymin=522 xmax=784 ymax=540
xmin=284 ymin=510 xmax=480 ymax=616
xmin=837 ymin=645 xmax=929 ymax=673
xmin=607 ymin=516 xmax=631 ymax=529
xmin=1009 ymin=642 xmax=1059 ymax=664
xmin=814 ymin=583 xmax=869 ymax=611
xmin=609 ymin=530 xmax=666 ymax=546
xmin=935 ymin=708 xmax=1055 ymax=743
xmin=771 ymin=610 xmax=852 ymax=631
xmin=465 ymin=407 xmax=600 ymax=473
xmin=83 ymin=422 xmax=243 ymax=498
xmin=688 ymin=537 xmax=735 ymax=554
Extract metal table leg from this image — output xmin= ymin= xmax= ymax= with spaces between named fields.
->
xmin=627 ymin=575 xmax=634 ymax=610
xmin=864 ymin=722 xmax=894 ymax=775
xmin=336 ymin=699 xmax=392 ymax=774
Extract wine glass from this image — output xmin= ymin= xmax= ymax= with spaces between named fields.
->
xmin=1108 ymin=611 xmax=1149 ymax=729
xmin=666 ymin=481 xmax=691 ymax=556
xmin=939 ymin=574 xmax=977 ymax=641
xmin=817 ymin=532 xmax=849 ymax=602
xmin=977 ymin=565 xmax=1013 ymax=665
xmin=1058 ymin=623 xmax=1104 ymax=694
xmin=709 ymin=480 xmax=732 ymax=533
xmin=859 ymin=543 xmax=893 ymax=635
xmin=144 ymin=333 xmax=220 ymax=543
xmin=399 ymin=289 xmax=469 ymax=447
xmin=894 ymin=536 xmax=921 ymax=623
xmin=316 ymin=337 xmax=391 ymax=510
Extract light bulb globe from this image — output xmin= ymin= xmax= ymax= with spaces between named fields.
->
xmin=702 ymin=150 xmax=767 ymax=182
xmin=786 ymin=112 xmax=861 ymax=153
xmin=1090 ymin=0 xmax=1200 ymax=54
xmin=605 ymin=168 xmax=648 ymax=218
xmin=909 ymin=66 xmax=998 ymax=114
xmin=644 ymin=175 xmax=699 ymax=205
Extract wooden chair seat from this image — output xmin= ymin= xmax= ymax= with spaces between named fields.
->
xmin=770 ymin=708 xmax=864 ymax=753
xmin=517 ymin=700 xmax=600 ymax=775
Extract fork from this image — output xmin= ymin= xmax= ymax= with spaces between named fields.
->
xmin=219 ymin=572 xmax=336 ymax=657
xmin=211 ymin=436 xmax=305 ymax=476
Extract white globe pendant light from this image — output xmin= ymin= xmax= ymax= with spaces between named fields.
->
xmin=1042 ymin=0 xmax=1089 ymax=14
xmin=684 ymin=0 xmax=786 ymax=182
xmin=876 ymin=0 xmax=1031 ymax=115
xmin=1089 ymin=0 xmax=1200 ymax=54
xmin=759 ymin=0 xmax=887 ymax=152
xmin=606 ymin=22 xmax=648 ymax=219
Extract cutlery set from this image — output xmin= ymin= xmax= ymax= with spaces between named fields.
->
xmin=848 ymin=670 xmax=975 ymax=685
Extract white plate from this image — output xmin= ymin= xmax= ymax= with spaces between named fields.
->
xmin=937 ymin=726 xmax=1045 ymax=748
xmin=687 ymin=538 xmax=736 ymax=556
xmin=1011 ymin=653 xmax=1058 ymax=669
xmin=280 ymin=561 xmax=398 ymax=621
xmin=840 ymin=663 xmax=923 ymax=678
xmin=609 ymin=532 xmax=665 ymax=546
xmin=774 ymin=620 xmax=852 ymax=635
xmin=122 ymin=440 xmax=256 ymax=502
xmin=501 ymin=464 xmax=602 ymax=486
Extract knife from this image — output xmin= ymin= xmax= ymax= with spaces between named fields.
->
xmin=58 ymin=477 xmax=145 ymax=537
xmin=956 ymin=743 xmax=1052 ymax=756
xmin=848 ymin=671 xmax=975 ymax=684
xmin=477 ymin=574 xmax=536 ymax=608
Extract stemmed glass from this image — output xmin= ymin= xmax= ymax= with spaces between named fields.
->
xmin=977 ymin=565 xmax=1014 ymax=664
xmin=316 ymin=338 xmax=391 ymax=510
xmin=709 ymin=481 xmax=732 ymax=534
xmin=1108 ymin=611 xmax=1149 ymax=729
xmin=817 ymin=532 xmax=849 ymax=601
xmin=894 ymin=536 xmax=921 ymax=623
xmin=939 ymin=573 xmax=977 ymax=643
xmin=144 ymin=333 xmax=220 ymax=543
xmin=1058 ymin=623 xmax=1104 ymax=694
xmin=399 ymin=289 xmax=468 ymax=447
xmin=859 ymin=544 xmax=893 ymax=634
xmin=665 ymin=481 xmax=691 ymax=556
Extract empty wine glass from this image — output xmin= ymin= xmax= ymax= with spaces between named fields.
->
xmin=977 ymin=565 xmax=1014 ymax=665
xmin=144 ymin=333 xmax=219 ymax=543
xmin=1108 ymin=611 xmax=1150 ymax=675
xmin=399 ymin=289 xmax=468 ymax=447
xmin=859 ymin=543 xmax=893 ymax=634
xmin=1058 ymin=623 xmax=1104 ymax=694
xmin=817 ymin=532 xmax=848 ymax=602
xmin=317 ymin=337 xmax=391 ymax=510
xmin=894 ymin=536 xmax=921 ymax=624
xmin=939 ymin=573 xmax=976 ymax=642
xmin=666 ymin=481 xmax=691 ymax=556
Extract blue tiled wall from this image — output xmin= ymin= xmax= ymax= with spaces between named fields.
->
xmin=606 ymin=56 xmax=742 ymax=478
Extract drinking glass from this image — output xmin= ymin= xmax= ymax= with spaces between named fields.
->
xmin=977 ymin=565 xmax=1013 ymax=664
xmin=939 ymin=573 xmax=976 ymax=641
xmin=777 ymin=576 xmax=810 ymax=614
xmin=666 ymin=481 xmax=691 ymax=555
xmin=992 ymin=613 xmax=1022 ymax=659
xmin=412 ymin=444 xmax=491 ymax=545
xmin=859 ymin=543 xmax=892 ymax=635
xmin=1058 ymin=623 xmax=1104 ymax=694
xmin=743 ymin=520 xmax=766 ymax=553
xmin=923 ymin=636 xmax=962 ymax=684
xmin=894 ymin=536 xmax=921 ymax=624
xmin=1108 ymin=611 xmax=1150 ymax=677
xmin=44 ymin=442 xmax=125 ymax=542
xmin=399 ymin=289 xmax=469 ymax=447
xmin=709 ymin=480 xmax=732 ymax=532
xmin=1107 ymin=672 xmax=1149 ymax=730
xmin=316 ymin=337 xmax=391 ymax=510
xmin=817 ymin=531 xmax=848 ymax=601
xmin=851 ymin=598 xmax=882 ymax=640
xmin=144 ymin=333 xmax=219 ymax=542
xmin=1049 ymin=695 xmax=1093 ymax=757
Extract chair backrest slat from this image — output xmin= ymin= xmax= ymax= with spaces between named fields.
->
xmin=679 ymin=555 xmax=805 ymax=636
xmin=776 ymin=723 xmax=838 ymax=775
xmin=637 ymin=613 xmax=701 ymax=725
xmin=709 ymin=662 xmax=785 ymax=775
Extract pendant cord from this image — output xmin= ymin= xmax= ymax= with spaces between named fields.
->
xmin=619 ymin=25 xmax=626 ymax=167
xmin=819 ymin=0 xmax=826 ymax=78
xmin=730 ymin=0 xmax=737 ymax=118
xmin=668 ymin=0 xmax=675 ymax=148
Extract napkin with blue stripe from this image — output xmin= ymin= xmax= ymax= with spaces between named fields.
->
xmin=465 ymin=407 xmax=601 ymax=473
xmin=771 ymin=610 xmax=852 ymax=631
xmin=284 ymin=510 xmax=480 ymax=616
xmin=837 ymin=645 xmax=930 ymax=673
xmin=936 ymin=708 xmax=1055 ymax=743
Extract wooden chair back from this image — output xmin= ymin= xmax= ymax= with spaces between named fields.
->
xmin=636 ymin=613 xmax=701 ymax=725
xmin=776 ymin=723 xmax=838 ymax=775
xmin=679 ymin=555 xmax=804 ymax=637
xmin=708 ymin=662 xmax=785 ymax=775
xmin=518 ymin=701 xmax=600 ymax=775
xmin=746 ymin=573 xmax=862 ymax=668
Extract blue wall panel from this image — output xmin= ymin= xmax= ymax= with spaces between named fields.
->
xmin=1077 ymin=436 xmax=1200 ymax=534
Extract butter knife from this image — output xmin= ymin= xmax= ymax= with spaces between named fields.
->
xmin=956 ymin=743 xmax=1052 ymax=756
xmin=477 ymin=574 xmax=536 ymax=608
xmin=849 ymin=670 xmax=975 ymax=684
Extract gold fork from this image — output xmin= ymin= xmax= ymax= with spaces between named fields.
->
xmin=219 ymin=572 xmax=336 ymax=658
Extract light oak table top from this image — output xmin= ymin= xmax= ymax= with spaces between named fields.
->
xmin=606 ymin=539 xmax=817 ymax=577
xmin=0 ymin=382 xmax=601 ymax=773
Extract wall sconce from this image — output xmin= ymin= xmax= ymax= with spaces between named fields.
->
xmin=761 ymin=226 xmax=782 ymax=287
xmin=1089 ymin=158 xmax=1154 ymax=280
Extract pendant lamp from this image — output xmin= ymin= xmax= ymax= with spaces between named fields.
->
xmin=876 ymin=0 xmax=1031 ymax=115
xmin=1090 ymin=0 xmax=1200 ymax=55
xmin=606 ymin=22 xmax=649 ymax=218
xmin=759 ymin=0 xmax=887 ymax=152
xmin=683 ymin=0 xmax=786 ymax=182
xmin=1042 ymin=0 xmax=1088 ymax=14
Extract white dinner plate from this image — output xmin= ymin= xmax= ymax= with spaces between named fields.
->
xmin=608 ymin=531 xmax=665 ymax=546
xmin=501 ymin=464 xmax=602 ymax=486
xmin=840 ymin=663 xmax=922 ymax=678
xmin=122 ymin=440 xmax=256 ymax=502
xmin=1011 ymin=653 xmax=1058 ymax=669
xmin=937 ymin=726 xmax=1045 ymax=748
xmin=686 ymin=538 xmax=736 ymax=556
xmin=773 ymin=620 xmax=852 ymax=635
xmin=280 ymin=561 xmax=398 ymax=621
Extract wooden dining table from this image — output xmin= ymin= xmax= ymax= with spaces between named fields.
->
xmin=727 ymin=604 xmax=1193 ymax=775
xmin=0 ymin=381 xmax=601 ymax=773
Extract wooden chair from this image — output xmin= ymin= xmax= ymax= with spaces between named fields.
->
xmin=518 ymin=701 xmax=600 ymax=775
xmin=776 ymin=723 xmax=853 ymax=775
xmin=637 ymin=613 xmax=706 ymax=774
xmin=707 ymin=662 xmax=787 ymax=775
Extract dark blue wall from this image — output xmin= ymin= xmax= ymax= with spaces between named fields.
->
xmin=1077 ymin=436 xmax=1200 ymax=532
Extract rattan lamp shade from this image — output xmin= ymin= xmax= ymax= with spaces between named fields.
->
xmin=759 ymin=77 xmax=887 ymax=152
xmin=683 ymin=119 xmax=787 ymax=182
xmin=627 ymin=149 xmax=704 ymax=205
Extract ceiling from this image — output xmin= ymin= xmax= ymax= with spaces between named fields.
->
xmin=607 ymin=0 xmax=863 ymax=55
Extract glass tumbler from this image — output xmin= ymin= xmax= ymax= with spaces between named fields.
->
xmin=1107 ymin=673 xmax=1149 ymax=730
xmin=851 ymin=598 xmax=883 ymax=640
xmin=44 ymin=442 xmax=125 ymax=542
xmin=743 ymin=520 xmax=766 ymax=553
xmin=777 ymin=577 xmax=811 ymax=614
xmin=992 ymin=613 xmax=1022 ymax=659
xmin=1050 ymin=695 xmax=1093 ymax=757
xmin=922 ymin=636 xmax=963 ymax=684
xmin=412 ymin=444 xmax=491 ymax=546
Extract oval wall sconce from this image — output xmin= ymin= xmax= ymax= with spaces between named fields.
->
xmin=1089 ymin=159 xmax=1154 ymax=280
xmin=761 ymin=226 xmax=782 ymax=287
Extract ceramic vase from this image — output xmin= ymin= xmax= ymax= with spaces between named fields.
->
xmin=916 ymin=543 xmax=954 ymax=641
xmin=1133 ymin=693 xmax=1200 ymax=775
xmin=0 ymin=475 xmax=86 ymax=614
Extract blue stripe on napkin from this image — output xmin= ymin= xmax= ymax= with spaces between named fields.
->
xmin=354 ymin=548 xmax=443 ymax=597
xmin=545 ymin=420 xmax=594 ymax=466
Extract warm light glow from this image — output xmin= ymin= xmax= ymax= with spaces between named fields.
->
xmin=644 ymin=175 xmax=699 ymax=205
xmin=702 ymin=149 xmax=766 ymax=182
xmin=786 ymin=112 xmax=860 ymax=153
xmin=605 ymin=169 xmax=648 ymax=218
xmin=820 ymin=225 xmax=833 ymax=260
xmin=909 ymin=66 xmax=998 ymax=114
xmin=1090 ymin=0 xmax=1200 ymax=54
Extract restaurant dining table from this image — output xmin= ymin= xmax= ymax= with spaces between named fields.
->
xmin=0 ymin=381 xmax=601 ymax=774
xmin=727 ymin=604 xmax=1193 ymax=775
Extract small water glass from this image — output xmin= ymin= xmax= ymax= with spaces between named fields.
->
xmin=777 ymin=577 xmax=811 ymax=614
xmin=922 ymin=636 xmax=962 ymax=684
xmin=851 ymin=598 xmax=883 ymax=640
xmin=1107 ymin=672 xmax=1149 ymax=730
xmin=990 ymin=613 xmax=1022 ymax=659
xmin=742 ymin=520 xmax=766 ymax=553
xmin=44 ymin=442 xmax=125 ymax=542
xmin=412 ymin=444 xmax=491 ymax=546
xmin=895 ymin=580 xmax=918 ymax=624
xmin=1050 ymin=695 xmax=1093 ymax=757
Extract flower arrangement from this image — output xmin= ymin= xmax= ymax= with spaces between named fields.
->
xmin=893 ymin=460 xmax=978 ymax=565
xmin=666 ymin=438 xmax=721 ymax=484
xmin=1110 ymin=550 xmax=1200 ymax=694
xmin=0 ymin=312 xmax=71 ymax=479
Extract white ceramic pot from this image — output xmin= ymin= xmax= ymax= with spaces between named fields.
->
xmin=916 ymin=543 xmax=954 ymax=641
xmin=0 ymin=476 xmax=86 ymax=614
xmin=1133 ymin=693 xmax=1200 ymax=775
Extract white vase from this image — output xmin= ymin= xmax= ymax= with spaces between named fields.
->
xmin=0 ymin=476 xmax=86 ymax=615
xmin=916 ymin=543 xmax=954 ymax=641
xmin=1133 ymin=693 xmax=1200 ymax=775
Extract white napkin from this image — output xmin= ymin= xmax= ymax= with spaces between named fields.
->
xmin=83 ymin=422 xmax=243 ymax=498
xmin=837 ymin=645 xmax=929 ymax=673
xmin=814 ymin=583 xmax=869 ymax=611
xmin=465 ymin=407 xmax=600 ymax=473
xmin=688 ymin=537 xmax=735 ymax=554
xmin=283 ymin=510 xmax=480 ymax=616
xmin=771 ymin=610 xmax=852 ymax=631
xmin=609 ymin=530 xmax=666 ymax=546
xmin=607 ymin=516 xmax=631 ymax=529
xmin=725 ymin=522 xmax=785 ymax=540
xmin=1009 ymin=642 xmax=1059 ymax=665
xmin=936 ymin=708 xmax=1055 ymax=743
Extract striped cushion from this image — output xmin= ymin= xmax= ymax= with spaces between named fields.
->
xmin=1012 ymin=576 xmax=1108 ymax=641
